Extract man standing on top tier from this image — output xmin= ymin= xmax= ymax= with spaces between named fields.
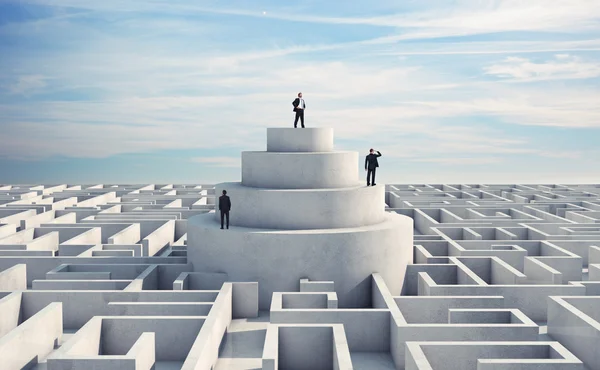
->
xmin=365 ymin=149 xmax=382 ymax=186
xmin=219 ymin=190 xmax=231 ymax=229
xmin=292 ymin=92 xmax=306 ymax=128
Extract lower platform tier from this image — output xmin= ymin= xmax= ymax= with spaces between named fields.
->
xmin=214 ymin=182 xmax=386 ymax=230
xmin=188 ymin=211 xmax=413 ymax=310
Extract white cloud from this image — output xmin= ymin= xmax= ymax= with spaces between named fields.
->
xmin=8 ymin=75 xmax=48 ymax=95
xmin=484 ymin=54 xmax=600 ymax=81
xmin=375 ymin=39 xmax=600 ymax=57
xmin=409 ymin=157 xmax=504 ymax=165
xmin=1 ymin=61 xmax=599 ymax=161
xmin=191 ymin=157 xmax=241 ymax=168
xmin=391 ymin=0 xmax=600 ymax=35
xmin=537 ymin=150 xmax=584 ymax=160
xmin=12 ymin=0 xmax=600 ymax=41
xmin=1 ymin=0 xmax=599 ymax=174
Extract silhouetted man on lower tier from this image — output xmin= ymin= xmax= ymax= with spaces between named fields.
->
xmin=365 ymin=148 xmax=382 ymax=186
xmin=219 ymin=190 xmax=231 ymax=229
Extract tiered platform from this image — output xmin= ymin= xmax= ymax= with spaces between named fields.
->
xmin=188 ymin=128 xmax=414 ymax=309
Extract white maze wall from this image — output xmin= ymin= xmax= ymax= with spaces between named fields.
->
xmin=0 ymin=139 xmax=598 ymax=369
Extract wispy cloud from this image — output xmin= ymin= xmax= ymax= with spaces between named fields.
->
xmin=537 ymin=150 xmax=585 ymax=160
xmin=13 ymin=0 xmax=600 ymax=40
xmin=202 ymin=0 xmax=600 ymax=42
xmin=0 ymin=0 xmax=599 ymax=182
xmin=484 ymin=54 xmax=600 ymax=82
xmin=191 ymin=157 xmax=241 ymax=168
xmin=8 ymin=75 xmax=48 ymax=95
xmin=375 ymin=39 xmax=600 ymax=57
xmin=409 ymin=157 xmax=504 ymax=165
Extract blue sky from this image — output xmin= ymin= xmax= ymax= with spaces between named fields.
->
xmin=1 ymin=0 xmax=599 ymax=184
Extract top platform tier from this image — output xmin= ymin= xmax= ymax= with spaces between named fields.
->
xmin=267 ymin=128 xmax=333 ymax=152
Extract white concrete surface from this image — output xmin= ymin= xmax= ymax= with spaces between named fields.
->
xmin=190 ymin=211 xmax=413 ymax=309
xmin=262 ymin=324 xmax=352 ymax=370
xmin=0 ymin=292 xmax=21 ymax=338
xmin=192 ymin=127 xmax=412 ymax=311
xmin=181 ymin=283 xmax=232 ymax=370
xmin=214 ymin=313 xmax=269 ymax=370
xmin=547 ymin=296 xmax=600 ymax=370
xmin=266 ymin=127 xmax=333 ymax=152
xmin=213 ymin=182 xmax=386 ymax=230
xmin=0 ymin=302 xmax=63 ymax=370
xmin=405 ymin=341 xmax=583 ymax=370
xmin=2 ymin=172 xmax=600 ymax=369
xmin=0 ymin=264 xmax=26 ymax=290
xmin=242 ymin=151 xmax=359 ymax=189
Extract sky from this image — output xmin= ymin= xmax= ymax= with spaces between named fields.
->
xmin=0 ymin=0 xmax=599 ymax=185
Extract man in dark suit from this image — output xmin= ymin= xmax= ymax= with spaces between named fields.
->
xmin=365 ymin=149 xmax=382 ymax=186
xmin=218 ymin=190 xmax=231 ymax=229
xmin=292 ymin=92 xmax=306 ymax=128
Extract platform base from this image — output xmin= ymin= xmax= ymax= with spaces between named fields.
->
xmin=187 ymin=212 xmax=413 ymax=310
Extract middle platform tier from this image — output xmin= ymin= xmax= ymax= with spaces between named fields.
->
xmin=215 ymin=182 xmax=386 ymax=230
xmin=241 ymin=151 xmax=359 ymax=189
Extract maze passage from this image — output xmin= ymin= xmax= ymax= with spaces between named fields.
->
xmin=1 ymin=159 xmax=600 ymax=368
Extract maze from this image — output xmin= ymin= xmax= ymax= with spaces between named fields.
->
xmin=0 ymin=128 xmax=599 ymax=370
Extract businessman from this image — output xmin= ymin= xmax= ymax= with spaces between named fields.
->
xmin=365 ymin=149 xmax=382 ymax=186
xmin=292 ymin=92 xmax=306 ymax=128
xmin=218 ymin=189 xmax=231 ymax=229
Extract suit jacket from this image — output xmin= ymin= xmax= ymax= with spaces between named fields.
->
xmin=218 ymin=195 xmax=231 ymax=212
xmin=365 ymin=151 xmax=382 ymax=170
xmin=292 ymin=98 xmax=306 ymax=112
